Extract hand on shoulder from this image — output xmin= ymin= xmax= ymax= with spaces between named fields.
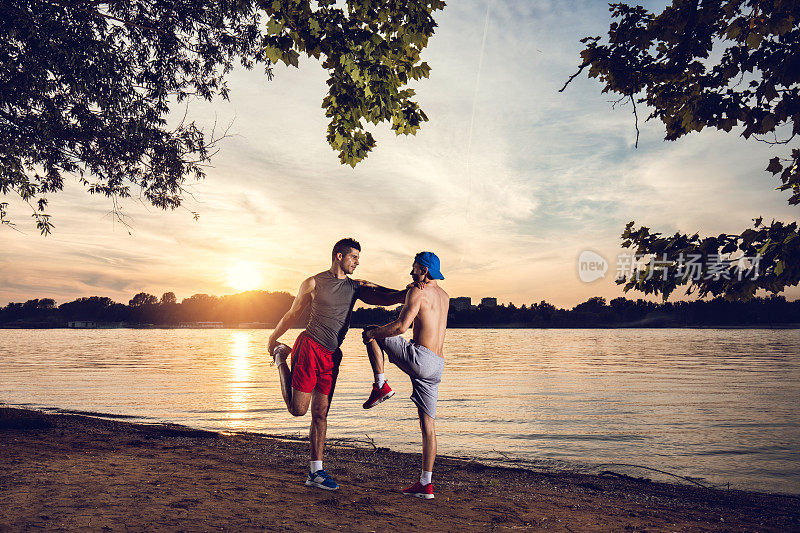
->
xmin=406 ymin=280 xmax=429 ymax=291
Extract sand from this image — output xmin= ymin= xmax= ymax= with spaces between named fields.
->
xmin=1 ymin=407 xmax=798 ymax=532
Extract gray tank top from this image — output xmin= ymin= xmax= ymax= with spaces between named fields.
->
xmin=305 ymin=270 xmax=361 ymax=351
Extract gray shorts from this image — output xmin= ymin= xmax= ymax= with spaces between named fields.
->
xmin=379 ymin=336 xmax=444 ymax=419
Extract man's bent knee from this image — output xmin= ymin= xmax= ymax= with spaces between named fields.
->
xmin=288 ymin=404 xmax=308 ymax=417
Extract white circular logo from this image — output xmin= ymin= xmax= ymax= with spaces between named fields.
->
xmin=578 ymin=250 xmax=608 ymax=282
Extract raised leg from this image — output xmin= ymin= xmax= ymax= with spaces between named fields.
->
xmin=277 ymin=361 xmax=311 ymax=416
xmin=418 ymin=406 xmax=437 ymax=472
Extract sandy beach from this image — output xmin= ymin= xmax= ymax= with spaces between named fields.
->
xmin=1 ymin=407 xmax=798 ymax=532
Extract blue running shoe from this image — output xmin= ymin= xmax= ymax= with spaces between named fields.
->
xmin=305 ymin=469 xmax=339 ymax=490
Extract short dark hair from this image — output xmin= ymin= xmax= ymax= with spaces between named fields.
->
xmin=332 ymin=238 xmax=361 ymax=261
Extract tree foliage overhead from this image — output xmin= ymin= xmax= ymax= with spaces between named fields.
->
xmin=0 ymin=0 xmax=445 ymax=233
xmin=563 ymin=0 xmax=800 ymax=301
xmin=617 ymin=217 xmax=798 ymax=301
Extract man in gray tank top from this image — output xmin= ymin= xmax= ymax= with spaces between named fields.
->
xmin=305 ymin=269 xmax=360 ymax=352
xmin=268 ymin=238 xmax=408 ymax=490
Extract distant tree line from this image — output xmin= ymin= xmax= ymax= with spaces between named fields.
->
xmin=0 ymin=291 xmax=296 ymax=328
xmin=2 ymin=292 xmax=799 ymax=328
xmin=437 ymin=296 xmax=800 ymax=328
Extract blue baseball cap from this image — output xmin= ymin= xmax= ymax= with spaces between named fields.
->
xmin=414 ymin=251 xmax=444 ymax=280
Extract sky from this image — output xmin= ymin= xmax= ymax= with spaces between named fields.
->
xmin=2 ymin=0 xmax=798 ymax=309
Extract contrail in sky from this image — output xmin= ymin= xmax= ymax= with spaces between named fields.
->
xmin=459 ymin=0 xmax=493 ymax=264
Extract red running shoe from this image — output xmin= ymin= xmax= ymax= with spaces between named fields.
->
xmin=362 ymin=381 xmax=395 ymax=409
xmin=403 ymin=481 xmax=434 ymax=499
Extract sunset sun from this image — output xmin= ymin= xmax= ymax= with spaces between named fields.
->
xmin=227 ymin=262 xmax=263 ymax=292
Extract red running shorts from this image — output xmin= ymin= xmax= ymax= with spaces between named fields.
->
xmin=290 ymin=331 xmax=342 ymax=395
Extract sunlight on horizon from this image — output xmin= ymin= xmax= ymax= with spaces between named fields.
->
xmin=226 ymin=262 xmax=264 ymax=292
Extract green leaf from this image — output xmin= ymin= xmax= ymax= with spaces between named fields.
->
xmin=264 ymin=46 xmax=281 ymax=63
xmin=267 ymin=19 xmax=283 ymax=36
xmin=763 ymin=83 xmax=778 ymax=102
xmin=746 ymin=31 xmax=763 ymax=49
xmin=776 ymin=17 xmax=792 ymax=35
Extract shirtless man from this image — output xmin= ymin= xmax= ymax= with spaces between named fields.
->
xmin=361 ymin=251 xmax=449 ymax=499
xmin=268 ymin=238 xmax=407 ymax=491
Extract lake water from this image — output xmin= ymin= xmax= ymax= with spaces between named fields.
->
xmin=1 ymin=328 xmax=798 ymax=494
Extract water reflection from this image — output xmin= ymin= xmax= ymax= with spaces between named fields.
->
xmin=1 ymin=328 xmax=798 ymax=493
xmin=225 ymin=331 xmax=251 ymax=430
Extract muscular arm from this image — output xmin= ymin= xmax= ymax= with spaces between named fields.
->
xmin=364 ymin=287 xmax=423 ymax=341
xmin=355 ymin=280 xmax=407 ymax=306
xmin=268 ymin=277 xmax=314 ymax=353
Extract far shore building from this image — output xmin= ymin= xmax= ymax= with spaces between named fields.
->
xmin=67 ymin=320 xmax=97 ymax=328
xmin=179 ymin=321 xmax=224 ymax=328
xmin=449 ymin=297 xmax=471 ymax=312
xmin=96 ymin=322 xmax=128 ymax=329
xmin=480 ymin=297 xmax=498 ymax=308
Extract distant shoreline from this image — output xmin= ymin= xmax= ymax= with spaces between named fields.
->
xmin=1 ymin=406 xmax=798 ymax=531
xmin=5 ymin=294 xmax=799 ymax=333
